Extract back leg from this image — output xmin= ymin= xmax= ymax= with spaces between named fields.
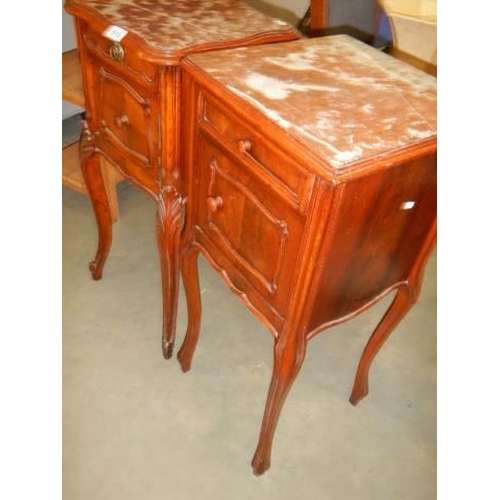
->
xmin=349 ymin=286 xmax=413 ymax=405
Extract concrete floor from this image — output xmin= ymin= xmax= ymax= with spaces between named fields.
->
xmin=63 ymin=180 xmax=436 ymax=499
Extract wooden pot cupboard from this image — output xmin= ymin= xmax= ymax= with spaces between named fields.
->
xmin=64 ymin=0 xmax=299 ymax=358
xmin=65 ymin=0 xmax=436 ymax=476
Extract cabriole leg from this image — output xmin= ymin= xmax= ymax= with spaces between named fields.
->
xmin=156 ymin=186 xmax=185 ymax=359
xmin=349 ymin=286 xmax=413 ymax=405
xmin=79 ymin=126 xmax=112 ymax=281
xmin=177 ymin=246 xmax=202 ymax=372
xmin=251 ymin=331 xmax=307 ymax=475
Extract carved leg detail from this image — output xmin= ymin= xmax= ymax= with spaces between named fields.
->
xmin=177 ymin=246 xmax=202 ymax=372
xmin=79 ymin=127 xmax=112 ymax=281
xmin=156 ymin=186 xmax=186 ymax=359
xmin=350 ymin=222 xmax=436 ymax=405
xmin=252 ymin=332 xmax=307 ymax=476
xmin=350 ymin=286 xmax=414 ymax=405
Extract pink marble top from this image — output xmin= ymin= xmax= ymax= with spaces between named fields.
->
xmin=186 ymin=35 xmax=437 ymax=170
xmin=67 ymin=0 xmax=297 ymax=55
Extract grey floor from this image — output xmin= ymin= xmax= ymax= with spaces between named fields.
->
xmin=63 ymin=181 xmax=436 ymax=499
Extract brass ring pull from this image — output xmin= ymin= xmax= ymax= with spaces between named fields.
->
xmin=114 ymin=114 xmax=129 ymax=128
xmin=109 ymin=42 xmax=125 ymax=62
xmin=207 ymin=196 xmax=224 ymax=212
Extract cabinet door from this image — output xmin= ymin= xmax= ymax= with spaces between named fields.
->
xmin=95 ymin=62 xmax=160 ymax=173
xmin=194 ymin=135 xmax=306 ymax=321
xmin=82 ymin=26 xmax=161 ymax=192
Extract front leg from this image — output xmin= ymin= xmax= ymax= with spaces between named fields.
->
xmin=252 ymin=329 xmax=307 ymax=475
xmin=79 ymin=122 xmax=112 ymax=281
xmin=156 ymin=185 xmax=186 ymax=359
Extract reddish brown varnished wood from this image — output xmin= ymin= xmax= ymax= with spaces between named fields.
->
xmin=349 ymin=285 xmax=414 ymax=405
xmin=79 ymin=121 xmax=112 ymax=280
xmin=252 ymin=328 xmax=307 ymax=475
xmin=177 ymin=246 xmax=202 ymax=372
xmin=156 ymin=186 xmax=186 ymax=359
xmin=67 ymin=0 xmax=436 ymax=476
xmin=65 ymin=0 xmax=300 ymax=356
xmin=180 ymin=35 xmax=437 ymax=474
xmin=309 ymin=0 xmax=329 ymax=36
xmin=349 ymin=217 xmax=437 ymax=405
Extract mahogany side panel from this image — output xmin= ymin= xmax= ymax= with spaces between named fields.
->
xmin=307 ymin=151 xmax=437 ymax=335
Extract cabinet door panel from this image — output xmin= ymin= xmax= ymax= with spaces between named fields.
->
xmin=195 ymin=136 xmax=305 ymax=315
xmin=206 ymin=156 xmax=289 ymax=293
xmin=96 ymin=64 xmax=159 ymax=170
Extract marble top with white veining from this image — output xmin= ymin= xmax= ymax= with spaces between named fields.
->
xmin=187 ymin=35 xmax=437 ymax=170
xmin=70 ymin=0 xmax=296 ymax=54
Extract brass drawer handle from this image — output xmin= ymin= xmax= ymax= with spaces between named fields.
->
xmin=207 ymin=196 xmax=224 ymax=213
xmin=114 ymin=114 xmax=129 ymax=128
xmin=109 ymin=42 xmax=125 ymax=62
xmin=237 ymin=139 xmax=252 ymax=154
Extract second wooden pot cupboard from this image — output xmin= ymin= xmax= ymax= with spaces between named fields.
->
xmin=65 ymin=0 xmax=436 ymax=476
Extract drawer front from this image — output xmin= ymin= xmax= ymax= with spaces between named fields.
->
xmin=83 ymin=27 xmax=158 ymax=89
xmin=96 ymin=63 xmax=160 ymax=167
xmin=195 ymin=136 xmax=306 ymax=317
xmin=199 ymin=93 xmax=315 ymax=214
xmin=86 ymin=52 xmax=161 ymax=185
xmin=80 ymin=25 xmax=162 ymax=186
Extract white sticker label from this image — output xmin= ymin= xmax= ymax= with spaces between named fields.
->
xmin=400 ymin=201 xmax=416 ymax=210
xmin=102 ymin=25 xmax=128 ymax=42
